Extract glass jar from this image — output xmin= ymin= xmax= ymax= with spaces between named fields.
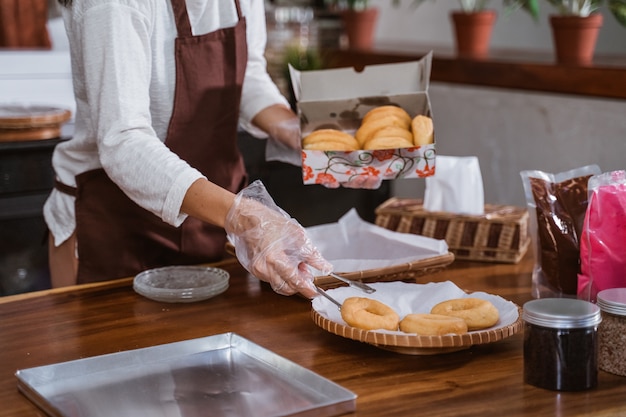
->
xmin=522 ymin=298 xmax=601 ymax=391
xmin=597 ymin=288 xmax=626 ymax=376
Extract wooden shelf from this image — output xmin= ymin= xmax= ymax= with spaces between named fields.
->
xmin=321 ymin=43 xmax=626 ymax=100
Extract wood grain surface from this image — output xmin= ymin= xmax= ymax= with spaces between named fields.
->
xmin=1 ymin=253 xmax=625 ymax=416
xmin=322 ymin=46 xmax=626 ymax=100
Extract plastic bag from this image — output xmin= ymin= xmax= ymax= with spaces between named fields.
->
xmin=578 ymin=171 xmax=626 ymax=302
xmin=520 ymin=165 xmax=601 ymax=298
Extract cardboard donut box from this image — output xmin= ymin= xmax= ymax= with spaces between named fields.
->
xmin=289 ymin=52 xmax=436 ymax=186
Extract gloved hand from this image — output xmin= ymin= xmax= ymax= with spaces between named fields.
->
xmin=224 ymin=180 xmax=332 ymax=298
xmin=343 ymin=175 xmax=383 ymax=189
xmin=269 ymin=117 xmax=301 ymax=151
xmin=266 ymin=117 xmax=302 ymax=166
xmin=319 ymin=174 xmax=383 ymax=190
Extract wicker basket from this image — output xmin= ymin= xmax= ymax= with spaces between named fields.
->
xmin=225 ymin=241 xmax=455 ymax=289
xmin=375 ymin=198 xmax=530 ymax=264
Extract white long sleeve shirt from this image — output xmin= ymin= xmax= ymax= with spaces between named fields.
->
xmin=44 ymin=0 xmax=289 ymax=246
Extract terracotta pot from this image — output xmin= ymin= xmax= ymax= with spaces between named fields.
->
xmin=450 ymin=10 xmax=497 ymax=59
xmin=340 ymin=8 xmax=379 ymax=50
xmin=550 ymin=14 xmax=603 ymax=66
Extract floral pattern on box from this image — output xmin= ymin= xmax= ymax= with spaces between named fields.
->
xmin=301 ymin=145 xmax=436 ymax=186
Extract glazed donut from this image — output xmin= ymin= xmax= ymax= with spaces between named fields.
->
xmin=340 ymin=297 xmax=400 ymax=331
xmin=362 ymin=105 xmax=412 ymax=126
xmin=399 ymin=313 xmax=468 ymax=336
xmin=411 ymin=115 xmax=434 ymax=146
xmin=430 ymin=298 xmax=500 ymax=330
xmin=302 ymin=129 xmax=359 ymax=151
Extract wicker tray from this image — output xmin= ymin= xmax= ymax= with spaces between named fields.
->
xmin=311 ymin=281 xmax=523 ymax=355
xmin=375 ymin=198 xmax=530 ymax=264
xmin=312 ymin=309 xmax=523 ymax=355
xmin=225 ymin=242 xmax=455 ymax=289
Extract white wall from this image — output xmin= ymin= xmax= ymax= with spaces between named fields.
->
xmin=372 ymin=1 xmax=626 ymax=55
xmin=362 ymin=1 xmax=626 ymax=207
xmin=393 ymin=83 xmax=626 ymax=207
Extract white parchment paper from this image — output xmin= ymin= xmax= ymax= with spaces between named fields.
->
xmin=307 ymin=209 xmax=448 ymax=273
xmin=311 ymin=281 xmax=519 ymax=335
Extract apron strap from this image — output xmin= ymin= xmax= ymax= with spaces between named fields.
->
xmin=170 ymin=0 xmax=244 ymax=37
xmin=234 ymin=0 xmax=243 ymax=19
xmin=170 ymin=0 xmax=192 ymax=37
xmin=54 ymin=179 xmax=77 ymax=197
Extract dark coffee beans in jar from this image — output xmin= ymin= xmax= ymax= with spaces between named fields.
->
xmin=523 ymin=298 xmax=601 ymax=391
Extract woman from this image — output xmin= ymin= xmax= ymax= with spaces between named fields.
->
xmin=45 ymin=0 xmax=332 ymax=298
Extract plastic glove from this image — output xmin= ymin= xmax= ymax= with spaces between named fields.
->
xmin=341 ymin=174 xmax=383 ymax=190
xmin=266 ymin=117 xmax=302 ymax=166
xmin=319 ymin=174 xmax=383 ymax=190
xmin=269 ymin=117 xmax=301 ymax=151
xmin=224 ymin=180 xmax=332 ymax=298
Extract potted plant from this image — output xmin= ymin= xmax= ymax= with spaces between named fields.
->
xmin=398 ymin=1 xmax=540 ymax=58
xmin=325 ymin=0 xmax=380 ymax=49
xmin=282 ymin=44 xmax=324 ymax=108
xmin=544 ymin=0 xmax=626 ymax=65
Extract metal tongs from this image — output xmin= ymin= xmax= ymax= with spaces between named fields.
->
xmin=316 ymin=286 xmax=343 ymax=309
xmin=327 ymin=272 xmax=376 ymax=294
xmin=315 ymin=272 xmax=376 ymax=310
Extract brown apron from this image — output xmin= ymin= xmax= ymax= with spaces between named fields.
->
xmin=59 ymin=0 xmax=248 ymax=283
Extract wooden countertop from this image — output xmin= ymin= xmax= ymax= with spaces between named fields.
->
xmin=322 ymin=43 xmax=626 ymax=100
xmin=2 ymin=253 xmax=626 ymax=416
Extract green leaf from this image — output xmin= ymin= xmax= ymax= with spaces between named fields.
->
xmin=609 ymin=0 xmax=626 ymax=26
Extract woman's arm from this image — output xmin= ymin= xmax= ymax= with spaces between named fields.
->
xmin=181 ymin=178 xmax=235 ymax=228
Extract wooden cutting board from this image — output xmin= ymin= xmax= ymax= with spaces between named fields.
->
xmin=0 ymin=104 xmax=72 ymax=142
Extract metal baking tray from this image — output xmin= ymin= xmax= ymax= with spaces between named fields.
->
xmin=16 ymin=333 xmax=356 ymax=417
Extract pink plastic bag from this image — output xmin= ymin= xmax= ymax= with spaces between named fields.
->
xmin=578 ymin=171 xmax=626 ymax=302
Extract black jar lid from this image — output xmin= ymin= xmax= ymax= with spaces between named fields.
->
xmin=522 ymin=298 xmax=601 ymax=329
xmin=597 ymin=288 xmax=626 ymax=316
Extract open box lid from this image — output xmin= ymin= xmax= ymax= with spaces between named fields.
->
xmin=289 ymin=51 xmax=432 ymax=103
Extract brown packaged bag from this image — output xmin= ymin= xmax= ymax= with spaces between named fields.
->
xmin=521 ymin=165 xmax=601 ymax=298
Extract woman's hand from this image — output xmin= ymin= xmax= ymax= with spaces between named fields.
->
xmin=224 ymin=180 xmax=332 ymax=298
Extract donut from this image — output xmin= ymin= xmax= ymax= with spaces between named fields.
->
xmin=399 ymin=313 xmax=468 ymax=336
xmin=363 ymin=136 xmax=414 ymax=150
xmin=340 ymin=297 xmax=400 ymax=331
xmin=303 ymin=140 xmax=358 ymax=151
xmin=302 ymin=129 xmax=359 ymax=151
xmin=355 ymin=116 xmax=411 ymax=147
xmin=430 ymin=298 xmax=499 ymax=330
xmin=362 ymin=105 xmax=412 ymax=126
xmin=371 ymin=125 xmax=414 ymax=143
xmin=411 ymin=115 xmax=434 ymax=146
